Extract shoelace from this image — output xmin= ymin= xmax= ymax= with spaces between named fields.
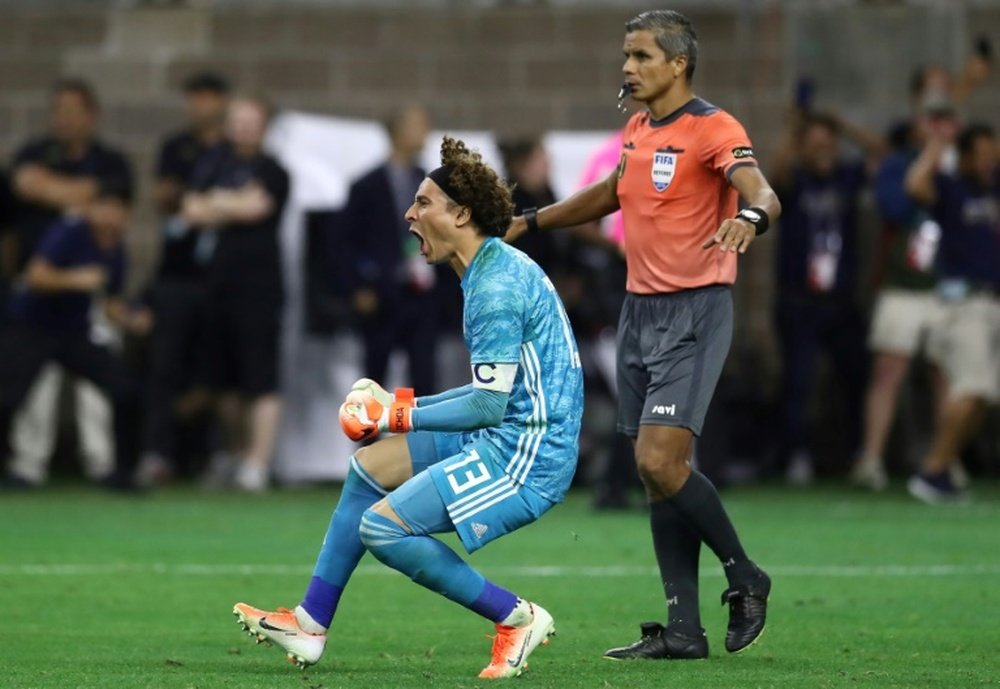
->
xmin=725 ymin=589 xmax=763 ymax=622
xmin=487 ymin=625 xmax=519 ymax=663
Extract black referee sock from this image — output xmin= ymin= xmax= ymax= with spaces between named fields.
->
xmin=650 ymin=500 xmax=703 ymax=633
xmin=669 ymin=471 xmax=755 ymax=585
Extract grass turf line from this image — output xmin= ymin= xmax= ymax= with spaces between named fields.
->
xmin=1 ymin=483 xmax=998 ymax=688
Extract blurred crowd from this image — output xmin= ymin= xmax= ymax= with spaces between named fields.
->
xmin=0 ymin=50 xmax=996 ymax=503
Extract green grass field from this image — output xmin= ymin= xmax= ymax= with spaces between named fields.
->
xmin=2 ymin=483 xmax=998 ymax=689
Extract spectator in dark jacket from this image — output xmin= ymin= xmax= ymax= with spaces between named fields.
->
xmin=345 ymin=105 xmax=446 ymax=395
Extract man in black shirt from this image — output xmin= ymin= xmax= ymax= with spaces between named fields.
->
xmin=183 ymin=95 xmax=289 ymax=492
xmin=4 ymin=79 xmax=133 ymax=485
xmin=137 ymin=72 xmax=230 ymax=487
xmin=10 ymin=79 xmax=132 ymax=271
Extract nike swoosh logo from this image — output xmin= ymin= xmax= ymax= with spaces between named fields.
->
xmin=259 ymin=618 xmax=293 ymax=633
xmin=507 ymin=631 xmax=532 ymax=667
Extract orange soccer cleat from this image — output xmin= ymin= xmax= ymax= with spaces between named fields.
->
xmin=478 ymin=602 xmax=556 ymax=679
xmin=233 ymin=602 xmax=326 ymax=669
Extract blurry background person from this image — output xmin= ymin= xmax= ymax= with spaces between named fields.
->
xmin=886 ymin=40 xmax=992 ymax=154
xmin=853 ymin=48 xmax=991 ymax=491
xmin=770 ymin=106 xmax=885 ymax=484
xmin=852 ymin=100 xmax=957 ymax=491
xmin=499 ymin=135 xmax=562 ymax=274
xmin=3 ymin=79 xmax=133 ymax=487
xmin=344 ymin=105 xmax=442 ymax=395
xmin=905 ymin=122 xmax=999 ymax=503
xmin=137 ymin=72 xmax=230 ymax=487
xmin=0 ymin=161 xmax=14 ymax=312
xmin=0 ymin=183 xmax=149 ymax=488
xmin=182 ymin=94 xmax=289 ymax=493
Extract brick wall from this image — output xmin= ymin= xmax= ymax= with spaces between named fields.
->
xmin=0 ymin=2 xmax=997 ymax=360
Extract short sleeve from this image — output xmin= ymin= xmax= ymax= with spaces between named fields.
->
xmin=702 ymin=112 xmax=757 ymax=180
xmin=261 ymin=159 xmax=290 ymax=218
xmin=155 ymin=136 xmax=184 ymax=180
xmin=11 ymin=140 xmax=48 ymax=170
xmin=33 ymin=220 xmax=79 ymax=266
xmin=465 ymin=281 xmax=524 ymax=365
xmin=100 ymin=149 xmax=134 ymax=201
xmin=874 ymin=153 xmax=913 ymax=224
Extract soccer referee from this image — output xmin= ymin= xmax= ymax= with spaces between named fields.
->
xmin=508 ymin=10 xmax=780 ymax=660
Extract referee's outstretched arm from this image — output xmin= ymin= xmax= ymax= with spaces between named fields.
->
xmin=505 ymin=169 xmax=621 ymax=243
xmin=701 ymin=165 xmax=781 ymax=255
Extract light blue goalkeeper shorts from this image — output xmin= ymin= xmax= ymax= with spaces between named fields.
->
xmin=386 ymin=431 xmax=554 ymax=553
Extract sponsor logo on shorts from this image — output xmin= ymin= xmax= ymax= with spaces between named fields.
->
xmin=731 ymin=146 xmax=755 ymax=159
xmin=651 ymin=404 xmax=676 ymax=416
xmin=472 ymin=522 xmax=489 ymax=539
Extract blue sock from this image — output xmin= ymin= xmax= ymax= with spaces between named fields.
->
xmin=359 ymin=509 xmax=518 ymax=622
xmin=300 ymin=457 xmax=386 ymax=628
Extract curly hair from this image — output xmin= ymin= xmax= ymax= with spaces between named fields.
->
xmin=438 ymin=136 xmax=515 ymax=237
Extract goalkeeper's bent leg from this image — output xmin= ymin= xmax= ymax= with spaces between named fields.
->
xmin=298 ymin=456 xmax=387 ymax=629
xmin=359 ymin=509 xmax=518 ymax=622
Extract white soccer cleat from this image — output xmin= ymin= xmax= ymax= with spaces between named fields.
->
xmin=233 ymin=602 xmax=326 ymax=669
xmin=478 ymin=602 xmax=556 ymax=679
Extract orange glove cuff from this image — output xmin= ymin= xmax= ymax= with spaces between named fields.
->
xmin=388 ymin=388 xmax=415 ymax=434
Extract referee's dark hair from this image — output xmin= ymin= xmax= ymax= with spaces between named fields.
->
xmin=625 ymin=10 xmax=698 ymax=82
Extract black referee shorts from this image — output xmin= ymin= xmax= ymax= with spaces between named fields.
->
xmin=615 ymin=285 xmax=733 ymax=437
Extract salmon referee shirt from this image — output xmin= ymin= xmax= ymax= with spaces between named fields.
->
xmin=616 ymin=97 xmax=758 ymax=294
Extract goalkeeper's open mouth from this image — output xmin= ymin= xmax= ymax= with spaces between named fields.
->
xmin=409 ymin=227 xmax=428 ymax=257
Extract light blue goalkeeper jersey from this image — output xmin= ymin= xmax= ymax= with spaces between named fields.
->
xmin=461 ymin=237 xmax=583 ymax=503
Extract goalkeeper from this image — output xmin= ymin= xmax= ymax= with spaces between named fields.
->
xmin=234 ymin=136 xmax=584 ymax=680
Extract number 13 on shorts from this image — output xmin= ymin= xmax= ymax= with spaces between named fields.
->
xmin=445 ymin=450 xmax=492 ymax=495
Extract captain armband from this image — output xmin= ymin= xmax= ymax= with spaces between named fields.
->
xmin=471 ymin=363 xmax=518 ymax=393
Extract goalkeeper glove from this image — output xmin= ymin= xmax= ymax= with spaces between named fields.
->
xmin=348 ymin=377 xmax=393 ymax=407
xmin=338 ymin=385 xmax=415 ymax=441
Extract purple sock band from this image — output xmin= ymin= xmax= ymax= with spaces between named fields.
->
xmin=301 ymin=576 xmax=344 ymax=628
xmin=470 ymin=580 xmax=518 ymax=623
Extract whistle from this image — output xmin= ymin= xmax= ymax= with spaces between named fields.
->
xmin=616 ymin=83 xmax=631 ymax=113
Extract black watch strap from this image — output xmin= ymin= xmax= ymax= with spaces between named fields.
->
xmin=524 ymin=207 xmax=540 ymax=233
xmin=736 ymin=206 xmax=770 ymax=236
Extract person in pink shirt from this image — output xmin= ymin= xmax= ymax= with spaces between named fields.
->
xmin=578 ymin=131 xmax=626 ymax=247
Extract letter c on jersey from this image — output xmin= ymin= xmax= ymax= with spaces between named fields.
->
xmin=474 ymin=364 xmax=497 ymax=385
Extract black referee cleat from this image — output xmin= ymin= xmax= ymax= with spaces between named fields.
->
xmin=604 ymin=622 xmax=708 ymax=660
xmin=721 ymin=566 xmax=771 ymax=653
